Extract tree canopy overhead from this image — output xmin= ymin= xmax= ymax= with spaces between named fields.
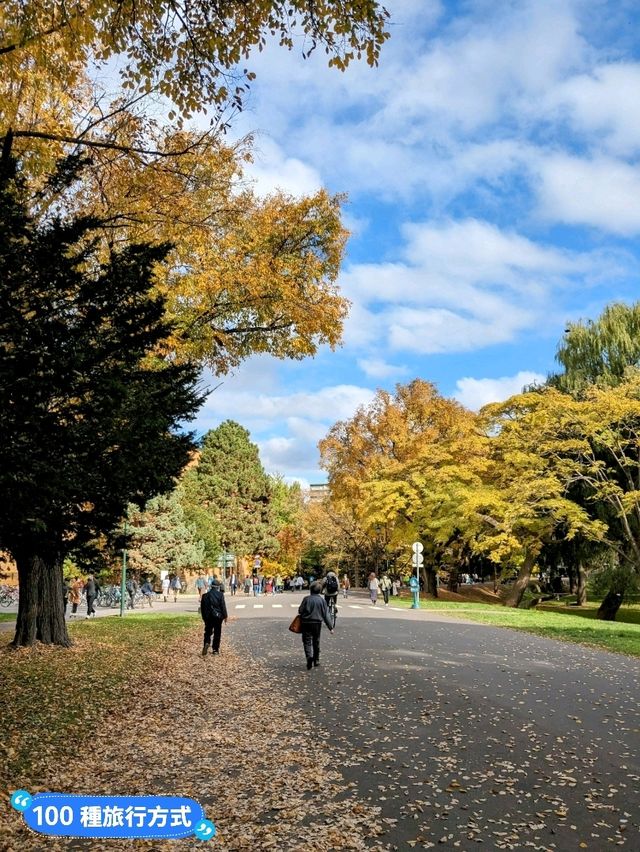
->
xmin=1 ymin=0 xmax=390 ymax=136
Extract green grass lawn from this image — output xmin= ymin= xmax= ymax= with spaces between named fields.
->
xmin=1 ymin=613 xmax=198 ymax=785
xmin=0 ymin=612 xmax=17 ymax=622
xmin=441 ymin=606 xmax=640 ymax=657
xmin=387 ymin=595 xmax=640 ymax=656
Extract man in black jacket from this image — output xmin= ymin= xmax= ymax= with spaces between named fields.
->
xmin=298 ymin=580 xmax=334 ymax=669
xmin=85 ymin=574 xmax=100 ymax=619
xmin=200 ymin=578 xmax=228 ymax=656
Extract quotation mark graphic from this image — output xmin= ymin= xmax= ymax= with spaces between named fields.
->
xmin=11 ymin=790 xmax=33 ymax=812
xmin=194 ymin=819 xmax=216 ymax=840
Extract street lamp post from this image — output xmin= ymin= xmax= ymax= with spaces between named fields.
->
xmin=119 ymin=520 xmax=128 ymax=617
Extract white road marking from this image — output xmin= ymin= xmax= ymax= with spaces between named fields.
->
xmin=253 ymin=604 xmax=264 ymax=609
xmin=349 ymin=605 xmax=362 ymax=609
xmin=273 ymin=604 xmax=283 ymax=608
xmin=390 ymin=607 xmax=405 ymax=612
xmin=235 ymin=604 xmax=246 ymax=609
xmin=290 ymin=604 xmax=298 ymax=608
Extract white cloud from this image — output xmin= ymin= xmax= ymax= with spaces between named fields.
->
xmin=357 ymin=358 xmax=409 ymax=379
xmin=340 ymin=219 xmax=617 ymax=355
xmin=247 ymin=136 xmax=322 ymax=196
xmin=549 ymin=63 xmax=640 ymax=156
xmin=536 ymin=154 xmax=640 ymax=235
xmin=454 ymin=371 xmax=546 ymax=410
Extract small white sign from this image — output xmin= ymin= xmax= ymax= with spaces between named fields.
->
xmin=411 ymin=541 xmax=424 ymax=555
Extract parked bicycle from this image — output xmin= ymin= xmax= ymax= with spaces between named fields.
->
xmin=0 ymin=585 xmax=19 ymax=606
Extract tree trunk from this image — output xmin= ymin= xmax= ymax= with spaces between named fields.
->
xmin=597 ymin=590 xmax=623 ymax=621
xmin=12 ymin=552 xmax=71 ymax=648
xmin=504 ymin=553 xmax=535 ymax=608
xmin=568 ymin=565 xmax=576 ymax=594
xmin=493 ymin=565 xmax=498 ymax=594
xmin=576 ymin=561 xmax=587 ymax=606
xmin=421 ymin=565 xmax=438 ymax=598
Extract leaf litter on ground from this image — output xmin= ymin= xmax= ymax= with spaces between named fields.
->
xmin=1 ymin=618 xmax=387 ymax=851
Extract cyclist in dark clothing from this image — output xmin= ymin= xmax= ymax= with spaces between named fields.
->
xmin=298 ymin=581 xmax=334 ymax=670
xmin=200 ymin=579 xmax=228 ymax=656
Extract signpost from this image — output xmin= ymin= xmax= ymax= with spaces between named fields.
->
xmin=411 ymin=542 xmax=423 ymax=609
xmin=217 ymin=551 xmax=235 ymax=589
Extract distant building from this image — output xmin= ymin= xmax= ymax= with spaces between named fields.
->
xmin=307 ymin=483 xmax=330 ymax=503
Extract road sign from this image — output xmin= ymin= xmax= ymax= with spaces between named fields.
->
xmin=217 ymin=554 xmax=235 ymax=567
xmin=411 ymin=553 xmax=424 ymax=568
xmin=411 ymin=541 xmax=424 ymax=554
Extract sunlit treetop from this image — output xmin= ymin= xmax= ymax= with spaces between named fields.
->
xmin=0 ymin=1 xmax=390 ymax=119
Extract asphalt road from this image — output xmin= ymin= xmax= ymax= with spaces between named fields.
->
xmin=228 ymin=603 xmax=640 ymax=851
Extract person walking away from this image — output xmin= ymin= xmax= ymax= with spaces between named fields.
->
xmin=368 ymin=572 xmax=379 ymax=606
xmin=141 ymin=579 xmax=154 ymax=607
xmin=341 ymin=574 xmax=350 ymax=598
xmin=126 ymin=576 xmax=137 ymax=609
xmin=170 ymin=575 xmax=181 ymax=602
xmin=391 ymin=577 xmax=398 ymax=597
xmin=200 ymin=579 xmax=228 ymax=656
xmin=161 ymin=575 xmax=170 ymax=602
xmin=195 ymin=574 xmax=207 ymax=603
xmin=69 ymin=577 xmax=83 ymax=617
xmin=298 ymin=581 xmax=334 ymax=670
xmin=380 ymin=572 xmax=392 ymax=606
xmin=85 ymin=574 xmax=100 ymax=618
xmin=230 ymin=573 xmax=238 ymax=596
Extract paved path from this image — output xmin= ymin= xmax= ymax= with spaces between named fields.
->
xmin=229 ymin=611 xmax=640 ymax=850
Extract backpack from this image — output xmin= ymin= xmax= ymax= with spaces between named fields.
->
xmin=326 ymin=575 xmax=338 ymax=594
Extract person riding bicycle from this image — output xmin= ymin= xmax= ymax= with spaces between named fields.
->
xmin=322 ymin=571 xmax=340 ymax=612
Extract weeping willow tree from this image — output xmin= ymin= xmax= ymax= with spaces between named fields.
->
xmin=548 ymin=302 xmax=640 ymax=618
xmin=550 ymin=302 xmax=640 ymax=395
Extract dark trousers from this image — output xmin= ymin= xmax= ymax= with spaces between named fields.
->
xmin=203 ymin=618 xmax=223 ymax=651
xmin=382 ymin=588 xmax=390 ymax=604
xmin=301 ymin=621 xmax=322 ymax=662
xmin=86 ymin=595 xmax=96 ymax=615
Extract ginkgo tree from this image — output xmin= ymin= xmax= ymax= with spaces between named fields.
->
xmin=320 ymin=380 xmax=481 ymax=596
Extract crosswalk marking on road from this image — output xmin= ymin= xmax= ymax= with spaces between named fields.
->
xmin=290 ymin=604 xmax=298 ymax=608
xmin=253 ymin=604 xmax=264 ymax=609
xmin=235 ymin=604 xmax=245 ymax=609
xmin=273 ymin=604 xmax=282 ymax=608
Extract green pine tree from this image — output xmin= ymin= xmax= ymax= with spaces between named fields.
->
xmin=0 ymin=158 xmax=203 ymax=647
xmin=189 ymin=421 xmax=278 ymax=559
xmin=127 ymin=492 xmax=205 ymax=580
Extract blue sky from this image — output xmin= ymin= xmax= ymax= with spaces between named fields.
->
xmin=193 ymin=0 xmax=640 ymax=485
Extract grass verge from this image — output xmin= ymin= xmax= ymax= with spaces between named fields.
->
xmin=430 ymin=605 xmax=640 ymax=657
xmin=0 ymin=613 xmax=198 ymax=788
xmin=0 ymin=612 xmax=16 ymax=622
